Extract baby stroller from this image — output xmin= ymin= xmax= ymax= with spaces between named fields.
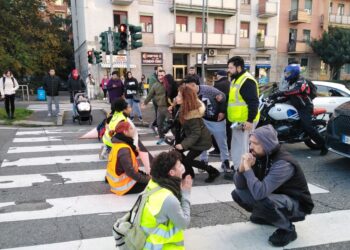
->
xmin=73 ymin=92 xmax=93 ymax=125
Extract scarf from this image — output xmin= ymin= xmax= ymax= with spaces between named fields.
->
xmin=152 ymin=176 xmax=182 ymax=201
xmin=114 ymin=133 xmax=138 ymax=157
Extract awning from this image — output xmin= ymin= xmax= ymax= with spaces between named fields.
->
xmin=256 ymin=64 xmax=271 ymax=69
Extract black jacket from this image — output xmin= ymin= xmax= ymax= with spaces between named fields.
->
xmin=282 ymin=76 xmax=313 ymax=109
xmin=214 ymin=77 xmax=230 ymax=101
xmin=43 ymin=75 xmax=60 ymax=96
xmin=67 ymin=76 xmax=86 ymax=103
xmin=124 ymin=77 xmax=141 ymax=100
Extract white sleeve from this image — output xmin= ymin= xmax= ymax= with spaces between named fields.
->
xmin=0 ymin=78 xmax=4 ymax=97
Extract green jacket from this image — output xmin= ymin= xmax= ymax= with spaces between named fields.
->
xmin=144 ymin=81 xmax=167 ymax=107
xmin=147 ymin=73 xmax=158 ymax=89
xmin=180 ymin=101 xmax=212 ymax=151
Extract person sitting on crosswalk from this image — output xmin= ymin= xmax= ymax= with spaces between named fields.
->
xmin=140 ymin=151 xmax=192 ymax=249
xmin=106 ymin=121 xmax=150 ymax=195
xmin=231 ymin=124 xmax=314 ymax=247
xmin=174 ymin=85 xmax=220 ymax=183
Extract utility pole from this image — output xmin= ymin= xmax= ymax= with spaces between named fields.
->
xmin=108 ymin=27 xmax=114 ymax=75
xmin=201 ymin=0 xmax=206 ymax=84
xmin=126 ymin=21 xmax=131 ymax=71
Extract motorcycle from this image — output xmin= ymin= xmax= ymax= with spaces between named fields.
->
xmin=258 ymin=93 xmax=327 ymax=149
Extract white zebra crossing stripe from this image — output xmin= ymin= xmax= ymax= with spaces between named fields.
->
xmin=1 ymin=154 xmax=103 ymax=167
xmin=0 ymin=183 xmax=328 ymax=223
xmin=16 ymin=130 xmax=81 ymax=136
xmin=13 ymin=136 xmax=62 ymax=143
xmin=0 ymin=169 xmax=106 ymax=189
xmin=4 ymin=209 xmax=350 ymax=250
xmin=8 ymin=144 xmax=102 ymax=154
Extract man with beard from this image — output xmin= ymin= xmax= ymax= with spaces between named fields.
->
xmin=231 ymin=125 xmax=314 ymax=247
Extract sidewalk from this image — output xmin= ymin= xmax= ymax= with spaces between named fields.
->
xmin=0 ymin=96 xmax=157 ymax=127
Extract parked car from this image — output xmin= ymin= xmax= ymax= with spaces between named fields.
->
xmin=312 ymin=81 xmax=350 ymax=115
xmin=326 ymin=101 xmax=350 ymax=158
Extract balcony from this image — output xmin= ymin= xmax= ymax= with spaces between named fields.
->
xmin=257 ymin=0 xmax=278 ymax=18
xmin=111 ymin=0 xmax=134 ymax=5
xmin=329 ymin=14 xmax=350 ymax=27
xmin=256 ymin=36 xmax=276 ymax=50
xmin=170 ymin=0 xmax=237 ymax=16
xmin=288 ymin=41 xmax=313 ymax=54
xmin=169 ymin=31 xmax=236 ymax=48
xmin=289 ymin=9 xmax=311 ymax=23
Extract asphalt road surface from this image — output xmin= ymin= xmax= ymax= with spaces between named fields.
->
xmin=0 ymin=124 xmax=350 ymax=250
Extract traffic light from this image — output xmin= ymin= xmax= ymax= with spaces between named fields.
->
xmin=94 ymin=51 xmax=102 ymax=64
xmin=113 ymin=32 xmax=121 ymax=54
xmin=87 ymin=50 xmax=93 ymax=64
xmin=99 ymin=32 xmax=109 ymax=53
xmin=129 ymin=25 xmax=143 ymax=50
xmin=118 ymin=24 xmax=128 ymax=50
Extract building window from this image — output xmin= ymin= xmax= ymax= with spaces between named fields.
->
xmin=114 ymin=11 xmax=127 ymax=29
xmin=258 ymin=23 xmax=267 ymax=37
xmin=196 ymin=17 xmax=203 ymax=33
xmin=329 ymin=2 xmax=333 ymax=14
xmin=214 ymin=19 xmax=225 ymax=34
xmin=303 ymin=30 xmax=311 ymax=43
xmin=338 ymin=4 xmax=345 ymax=16
xmin=241 ymin=0 xmax=250 ymax=4
xmin=140 ymin=15 xmax=153 ymax=33
xmin=176 ymin=16 xmax=187 ymax=32
xmin=289 ymin=28 xmax=297 ymax=42
xmin=304 ymin=0 xmax=312 ymax=14
xmin=240 ymin=22 xmax=250 ymax=38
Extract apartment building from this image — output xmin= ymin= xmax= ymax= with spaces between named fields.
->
xmin=71 ymin=0 xmax=280 ymax=84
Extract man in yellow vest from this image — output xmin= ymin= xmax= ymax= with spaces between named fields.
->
xmin=140 ymin=151 xmax=192 ymax=249
xmin=106 ymin=121 xmax=150 ymax=195
xmin=226 ymin=56 xmax=260 ymax=179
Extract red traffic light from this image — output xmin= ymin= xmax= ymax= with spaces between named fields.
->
xmin=119 ymin=24 xmax=127 ymax=33
xmin=87 ymin=51 xmax=93 ymax=56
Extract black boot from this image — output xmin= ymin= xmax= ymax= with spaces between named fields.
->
xmin=268 ymin=225 xmax=297 ymax=247
xmin=320 ymin=146 xmax=328 ymax=156
xmin=205 ymin=165 xmax=220 ymax=183
xmin=10 ymin=113 xmax=15 ymax=119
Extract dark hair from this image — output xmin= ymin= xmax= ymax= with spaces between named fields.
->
xmin=4 ymin=69 xmax=12 ymax=75
xmin=154 ymin=65 xmax=162 ymax=71
xmin=227 ymin=56 xmax=245 ymax=68
xmin=111 ymin=97 xmax=128 ymax=113
xmin=151 ymin=151 xmax=183 ymax=200
xmin=183 ymin=75 xmax=199 ymax=85
xmin=111 ymin=71 xmax=118 ymax=76
xmin=157 ymin=69 xmax=165 ymax=76
xmin=189 ymin=66 xmax=195 ymax=70
xmin=126 ymin=71 xmax=132 ymax=78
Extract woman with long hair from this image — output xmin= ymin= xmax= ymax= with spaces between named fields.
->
xmin=174 ymin=85 xmax=220 ymax=183
xmin=124 ymin=71 xmax=143 ymax=122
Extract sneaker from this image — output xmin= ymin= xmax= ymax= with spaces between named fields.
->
xmin=221 ymin=159 xmax=230 ymax=170
xmin=164 ymin=137 xmax=175 ymax=146
xmin=320 ymin=147 xmax=328 ymax=156
xmin=268 ymin=225 xmax=297 ymax=247
xmin=205 ymin=166 xmax=220 ymax=183
xmin=139 ymin=117 xmax=143 ymax=122
xmin=199 ymin=160 xmax=208 ymax=173
xmin=151 ymin=125 xmax=158 ymax=136
xmin=99 ymin=146 xmax=108 ymax=160
xmin=208 ymin=149 xmax=220 ymax=157
xmin=156 ymin=138 xmax=166 ymax=145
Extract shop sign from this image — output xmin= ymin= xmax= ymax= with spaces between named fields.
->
xmin=141 ymin=53 xmax=163 ymax=64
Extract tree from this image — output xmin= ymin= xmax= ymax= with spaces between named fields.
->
xmin=0 ymin=0 xmax=74 ymax=83
xmin=311 ymin=27 xmax=350 ymax=80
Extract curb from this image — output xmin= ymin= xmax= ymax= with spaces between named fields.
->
xmin=0 ymin=114 xmax=63 ymax=127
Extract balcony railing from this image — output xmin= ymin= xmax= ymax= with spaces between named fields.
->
xmin=256 ymin=36 xmax=276 ymax=50
xmin=288 ymin=40 xmax=313 ymax=54
xmin=169 ymin=31 xmax=236 ymax=48
xmin=170 ymin=0 xmax=237 ymax=16
xmin=110 ymin=0 xmax=134 ymax=5
xmin=289 ymin=9 xmax=311 ymax=23
xmin=329 ymin=14 xmax=350 ymax=26
xmin=257 ymin=0 xmax=278 ymax=18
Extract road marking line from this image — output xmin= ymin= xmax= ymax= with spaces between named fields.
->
xmin=13 ymin=137 xmax=62 ymax=143
xmin=0 ymin=183 xmax=328 ymax=223
xmin=1 ymin=154 xmax=103 ymax=167
xmin=8 ymin=144 xmax=102 ymax=154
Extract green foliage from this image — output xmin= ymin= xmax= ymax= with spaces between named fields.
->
xmin=0 ymin=107 xmax=33 ymax=124
xmin=311 ymin=27 xmax=350 ymax=80
xmin=0 ymin=0 xmax=74 ymax=83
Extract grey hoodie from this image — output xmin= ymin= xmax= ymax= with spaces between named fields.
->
xmin=233 ymin=125 xmax=295 ymax=201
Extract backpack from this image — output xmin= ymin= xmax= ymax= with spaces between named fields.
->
xmin=2 ymin=77 xmax=15 ymax=90
xmin=305 ymin=79 xmax=317 ymax=100
xmin=113 ymin=186 xmax=161 ymax=250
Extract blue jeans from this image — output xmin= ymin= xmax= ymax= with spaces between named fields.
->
xmin=47 ymin=96 xmax=60 ymax=115
xmin=126 ymin=98 xmax=142 ymax=118
xmin=200 ymin=119 xmax=230 ymax=162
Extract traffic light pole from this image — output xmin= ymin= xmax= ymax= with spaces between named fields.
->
xmin=126 ymin=25 xmax=131 ymax=71
xmin=108 ymin=27 xmax=114 ymax=75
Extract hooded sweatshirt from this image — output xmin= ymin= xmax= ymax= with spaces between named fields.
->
xmin=233 ymin=125 xmax=295 ymax=200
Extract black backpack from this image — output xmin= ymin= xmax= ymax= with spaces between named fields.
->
xmin=305 ymin=79 xmax=317 ymax=100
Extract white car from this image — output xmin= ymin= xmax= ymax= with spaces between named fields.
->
xmin=312 ymin=81 xmax=350 ymax=115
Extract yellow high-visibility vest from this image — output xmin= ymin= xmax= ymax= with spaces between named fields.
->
xmin=102 ymin=112 xmax=126 ymax=147
xmin=106 ymin=142 xmax=139 ymax=196
xmin=227 ymin=71 xmax=260 ymax=123
xmin=141 ymin=180 xmax=185 ymax=250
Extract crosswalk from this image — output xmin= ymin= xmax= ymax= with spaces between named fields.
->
xmin=0 ymin=127 xmax=347 ymax=249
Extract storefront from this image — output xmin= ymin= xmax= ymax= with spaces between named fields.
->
xmin=141 ymin=52 xmax=163 ymax=81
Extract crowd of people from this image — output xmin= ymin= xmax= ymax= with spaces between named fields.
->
xmin=100 ymin=55 xmax=328 ymax=248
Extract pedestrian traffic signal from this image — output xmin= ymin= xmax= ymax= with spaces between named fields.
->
xmin=118 ymin=24 xmax=128 ymax=50
xmin=129 ymin=25 xmax=143 ymax=50
xmin=113 ymin=32 xmax=121 ymax=54
xmin=99 ymin=32 xmax=109 ymax=53
xmin=87 ymin=50 xmax=93 ymax=64
xmin=94 ymin=51 xmax=102 ymax=64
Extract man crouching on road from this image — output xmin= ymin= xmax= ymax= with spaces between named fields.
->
xmin=231 ymin=124 xmax=314 ymax=247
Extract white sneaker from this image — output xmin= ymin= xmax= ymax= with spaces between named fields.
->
xmin=99 ymin=146 xmax=108 ymax=160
